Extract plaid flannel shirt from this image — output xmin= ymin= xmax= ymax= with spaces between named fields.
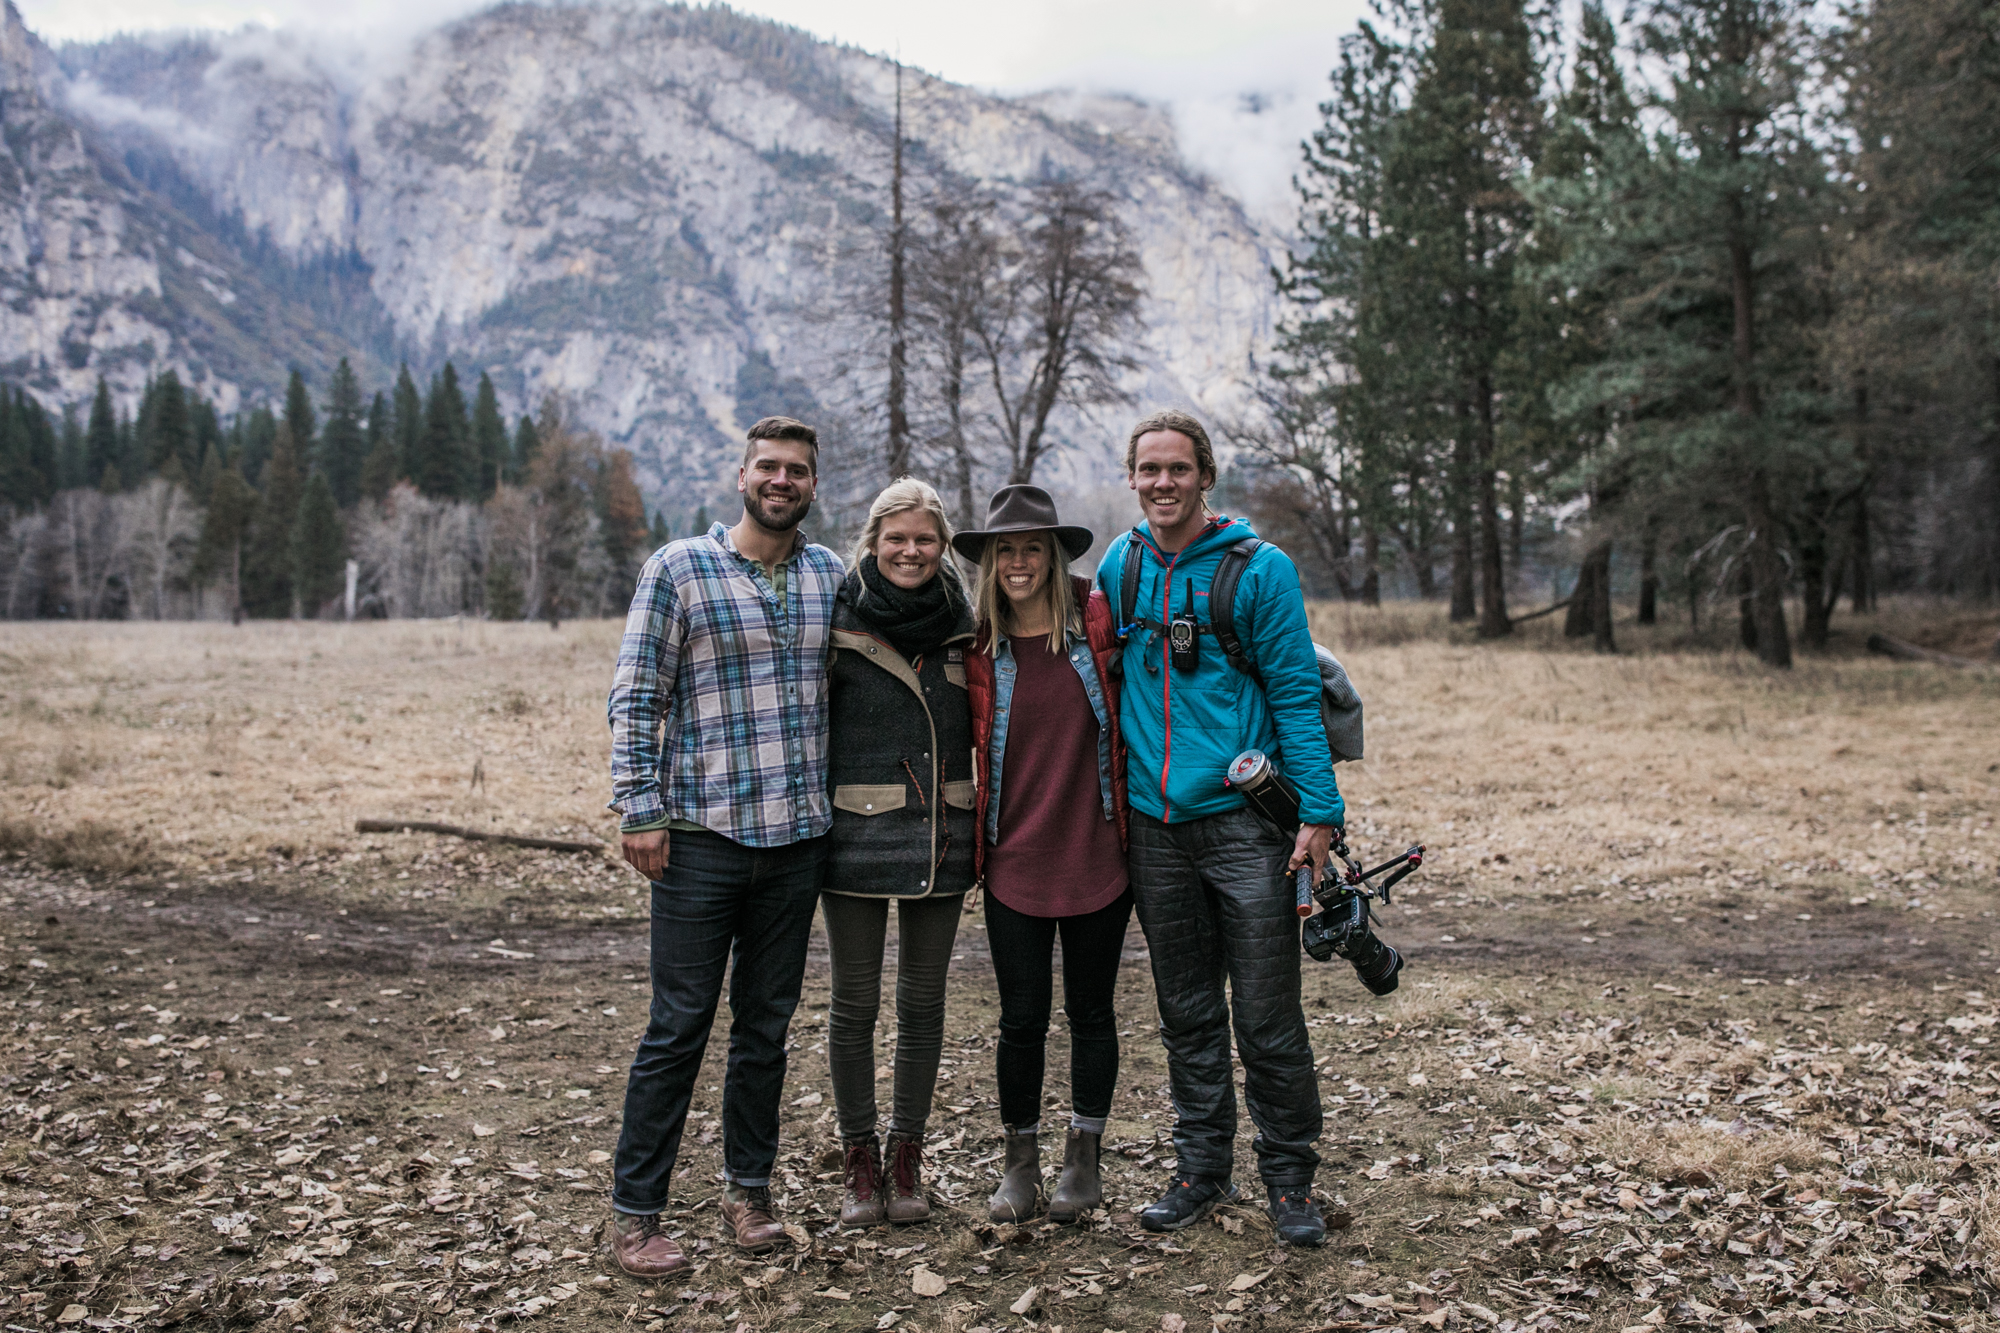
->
xmin=607 ymin=522 xmax=844 ymax=847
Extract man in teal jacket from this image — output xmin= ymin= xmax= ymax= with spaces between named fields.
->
xmin=1097 ymin=408 xmax=1342 ymax=1246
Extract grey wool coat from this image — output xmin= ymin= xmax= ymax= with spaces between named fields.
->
xmin=823 ymin=585 xmax=978 ymax=899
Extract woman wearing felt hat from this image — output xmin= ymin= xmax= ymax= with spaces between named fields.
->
xmin=957 ymin=485 xmax=1131 ymax=1225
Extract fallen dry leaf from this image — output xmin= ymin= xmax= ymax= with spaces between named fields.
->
xmin=910 ymin=1267 xmax=947 ymax=1298
xmin=1227 ymin=1269 xmax=1272 ymax=1292
xmin=1009 ymin=1285 xmax=1041 ymax=1315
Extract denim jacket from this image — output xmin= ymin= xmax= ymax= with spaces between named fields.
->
xmin=984 ymin=628 xmax=1116 ymax=843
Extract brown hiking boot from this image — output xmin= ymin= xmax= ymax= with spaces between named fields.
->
xmin=987 ymin=1125 xmax=1041 ymax=1222
xmin=608 ymin=1210 xmax=688 ymax=1277
xmin=718 ymin=1184 xmax=786 ymax=1253
xmin=1047 ymin=1128 xmax=1102 ymax=1224
xmin=883 ymin=1131 xmax=930 ymax=1224
xmin=840 ymin=1134 xmax=886 ymax=1228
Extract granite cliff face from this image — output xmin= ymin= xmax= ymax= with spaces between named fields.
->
xmin=24 ymin=1 xmax=1278 ymax=500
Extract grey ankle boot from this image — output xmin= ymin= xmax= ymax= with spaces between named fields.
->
xmin=1046 ymin=1128 xmax=1101 ymax=1223
xmin=987 ymin=1125 xmax=1042 ymax=1222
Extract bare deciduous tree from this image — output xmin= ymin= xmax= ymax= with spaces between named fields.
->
xmin=975 ymin=182 xmax=1145 ymax=486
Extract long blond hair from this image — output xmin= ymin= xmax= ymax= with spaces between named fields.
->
xmin=974 ymin=533 xmax=1078 ymax=654
xmin=850 ymin=477 xmax=956 ymax=570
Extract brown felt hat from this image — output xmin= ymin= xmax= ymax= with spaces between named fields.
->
xmin=951 ymin=484 xmax=1095 ymax=563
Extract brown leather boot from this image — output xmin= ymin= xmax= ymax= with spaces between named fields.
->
xmin=840 ymin=1134 xmax=886 ymax=1228
xmin=883 ymin=1131 xmax=930 ymax=1224
xmin=1047 ymin=1128 xmax=1102 ymax=1224
xmin=608 ymin=1210 xmax=689 ymax=1276
xmin=718 ymin=1184 xmax=785 ymax=1253
xmin=987 ymin=1125 xmax=1041 ymax=1223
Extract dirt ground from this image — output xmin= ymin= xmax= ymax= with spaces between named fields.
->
xmin=0 ymin=611 xmax=1995 ymax=1333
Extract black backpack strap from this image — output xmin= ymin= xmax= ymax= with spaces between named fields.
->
xmin=1118 ymin=531 xmax=1147 ymax=638
xmin=1208 ymin=539 xmax=1261 ymax=682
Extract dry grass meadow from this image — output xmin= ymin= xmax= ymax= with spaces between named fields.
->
xmin=0 ymin=603 xmax=1996 ymax=1333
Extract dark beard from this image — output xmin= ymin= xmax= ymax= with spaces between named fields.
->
xmin=744 ymin=488 xmax=811 ymax=534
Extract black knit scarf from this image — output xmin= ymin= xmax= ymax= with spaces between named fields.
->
xmin=849 ymin=555 xmax=964 ymax=659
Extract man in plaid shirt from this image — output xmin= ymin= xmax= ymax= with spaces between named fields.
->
xmin=605 ymin=416 xmax=844 ymax=1275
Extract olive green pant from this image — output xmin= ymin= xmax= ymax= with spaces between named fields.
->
xmin=821 ymin=891 xmax=965 ymax=1140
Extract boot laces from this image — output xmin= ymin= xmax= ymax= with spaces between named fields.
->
xmin=845 ymin=1140 xmax=879 ymax=1202
xmin=889 ymin=1136 xmax=922 ymax=1193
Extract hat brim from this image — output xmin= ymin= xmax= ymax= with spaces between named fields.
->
xmin=951 ymin=524 xmax=1095 ymax=564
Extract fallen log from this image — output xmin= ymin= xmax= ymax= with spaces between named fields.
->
xmin=354 ymin=819 xmax=603 ymax=854
xmin=1510 ymin=596 xmax=1574 ymax=626
xmin=1864 ymin=633 xmax=1991 ymax=669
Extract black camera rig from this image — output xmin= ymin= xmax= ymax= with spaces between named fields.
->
xmin=1225 ymin=750 xmax=1423 ymax=996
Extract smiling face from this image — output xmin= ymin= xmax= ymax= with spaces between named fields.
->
xmin=993 ymin=532 xmax=1051 ymax=611
xmin=1129 ymin=429 xmax=1213 ymax=548
xmin=874 ymin=509 xmax=946 ymax=590
xmin=737 ymin=439 xmax=817 ymax=533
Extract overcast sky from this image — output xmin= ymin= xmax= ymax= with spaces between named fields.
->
xmin=25 ymin=0 xmax=1368 ymax=224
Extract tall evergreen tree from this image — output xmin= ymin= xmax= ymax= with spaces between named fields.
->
xmin=283 ymin=368 xmax=317 ymax=463
xmin=194 ymin=462 xmax=259 ymax=620
xmin=1542 ymin=0 xmax=1832 ymax=667
xmin=238 ymin=405 xmax=279 ymax=482
xmin=416 ymin=362 xmax=474 ymax=498
xmin=85 ymin=378 xmax=119 ymax=489
xmin=1518 ymin=0 xmax=1639 ymax=652
xmin=649 ymin=509 xmax=670 ymax=550
xmin=1379 ymin=0 xmax=1544 ymax=634
xmin=292 ymin=472 xmax=346 ymax=615
xmin=242 ymin=424 xmax=306 ymax=617
xmin=321 ymin=358 xmax=367 ymax=506
xmin=143 ymin=370 xmax=196 ymax=484
xmin=392 ymin=363 xmax=423 ymax=482
xmin=471 ymin=372 xmax=507 ymax=499
xmin=510 ymin=413 xmax=540 ymax=482
xmin=58 ymin=402 xmax=85 ymax=491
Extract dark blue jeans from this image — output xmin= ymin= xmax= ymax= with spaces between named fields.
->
xmin=612 ymin=829 xmax=826 ymax=1214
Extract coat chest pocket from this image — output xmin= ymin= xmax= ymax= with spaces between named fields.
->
xmin=834 ymin=785 xmax=906 ymax=815
xmin=944 ymin=663 xmax=967 ymax=688
xmin=941 ymin=780 xmax=975 ymax=810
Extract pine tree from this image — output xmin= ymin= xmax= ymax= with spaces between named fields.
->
xmin=1384 ymin=0 xmax=1543 ymax=634
xmin=1518 ymin=0 xmax=1638 ymax=652
xmin=649 ymin=509 xmax=670 ymax=549
xmin=284 ymin=368 xmax=317 ymax=463
xmin=86 ymin=378 xmax=119 ymax=488
xmin=0 ymin=391 xmax=39 ymax=508
xmin=471 ymin=371 xmax=506 ymax=499
xmin=58 ymin=402 xmax=85 ymax=491
xmin=144 ymin=370 xmax=196 ymax=482
xmin=416 ymin=363 xmax=474 ymax=498
xmin=194 ymin=462 xmax=258 ymax=620
xmin=510 ymin=413 xmax=540 ymax=482
xmin=292 ymin=472 xmax=346 ymax=616
xmin=238 ymin=405 xmax=278 ymax=482
xmin=392 ymin=364 xmax=423 ymax=481
xmin=242 ymin=423 xmax=305 ymax=617
xmin=1542 ymin=0 xmax=1832 ymax=667
xmin=321 ymin=358 xmax=367 ymax=506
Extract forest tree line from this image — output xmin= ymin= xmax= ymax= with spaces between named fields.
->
xmin=1237 ymin=0 xmax=1999 ymax=665
xmin=0 ymin=361 xmax=667 ymax=622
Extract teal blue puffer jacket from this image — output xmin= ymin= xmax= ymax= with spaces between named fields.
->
xmin=1096 ymin=516 xmax=1343 ymax=827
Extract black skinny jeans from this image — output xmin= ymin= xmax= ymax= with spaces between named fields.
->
xmin=984 ymin=888 xmax=1133 ymax=1130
